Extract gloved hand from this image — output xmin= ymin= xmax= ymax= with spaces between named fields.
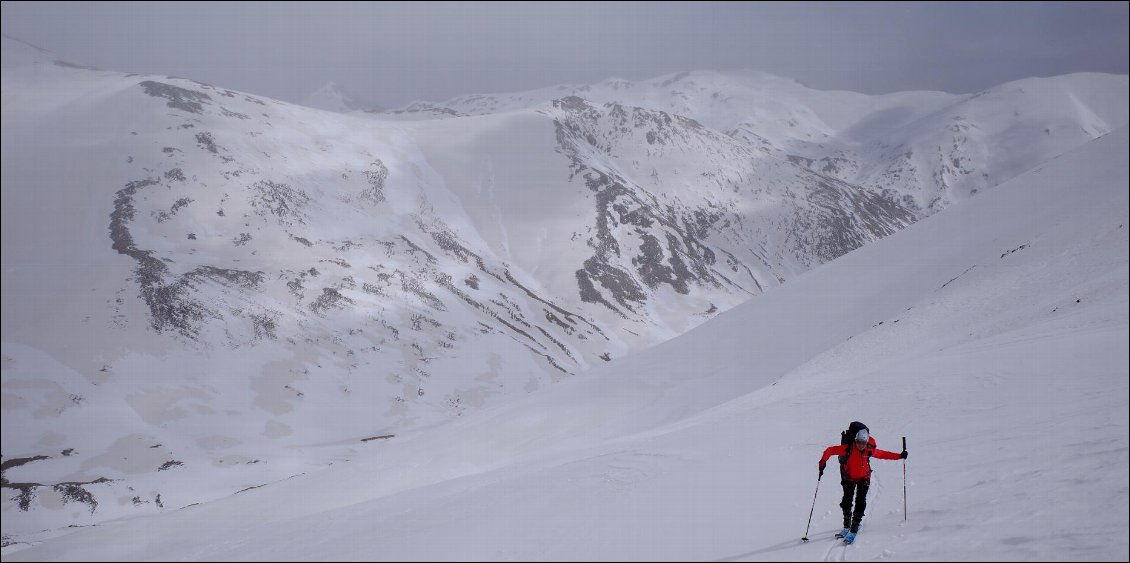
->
xmin=818 ymin=460 xmax=826 ymax=476
xmin=900 ymin=450 xmax=908 ymax=459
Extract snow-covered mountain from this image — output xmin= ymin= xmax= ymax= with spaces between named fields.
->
xmin=393 ymin=69 xmax=1128 ymax=211
xmin=2 ymin=33 xmax=1127 ymax=542
xmin=301 ymin=81 xmax=380 ymax=114
xmin=6 ymin=111 xmax=1126 ymax=562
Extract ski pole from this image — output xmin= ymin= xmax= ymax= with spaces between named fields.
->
xmin=801 ymin=472 xmax=822 ymax=542
xmin=902 ymin=436 xmax=907 ymax=522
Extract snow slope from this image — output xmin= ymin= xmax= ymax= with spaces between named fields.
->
xmin=5 ymin=124 xmax=1125 ymax=561
xmin=3 ymin=32 xmax=1127 ymax=544
xmin=0 ymin=34 xmax=916 ymax=535
xmin=0 ymin=36 xmax=622 ymax=534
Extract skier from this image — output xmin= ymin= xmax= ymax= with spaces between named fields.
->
xmin=818 ymin=427 xmax=907 ymax=543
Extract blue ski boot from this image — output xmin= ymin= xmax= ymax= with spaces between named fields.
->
xmin=843 ymin=531 xmax=856 ymax=544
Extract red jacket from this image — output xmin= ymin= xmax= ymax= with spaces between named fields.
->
xmin=821 ymin=439 xmax=901 ymax=482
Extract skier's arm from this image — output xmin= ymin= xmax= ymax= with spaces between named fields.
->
xmin=872 ymin=448 xmax=903 ymax=460
xmin=820 ymin=445 xmax=847 ymax=463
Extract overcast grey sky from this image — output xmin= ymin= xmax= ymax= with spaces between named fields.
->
xmin=2 ymin=1 xmax=1127 ymax=108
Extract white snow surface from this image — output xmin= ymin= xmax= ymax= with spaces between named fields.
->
xmin=4 ymin=116 xmax=1126 ymax=561
xmin=3 ymin=35 xmax=1127 ymax=559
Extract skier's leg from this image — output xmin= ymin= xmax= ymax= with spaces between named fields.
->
xmin=839 ymin=481 xmax=854 ymax=528
xmin=850 ymin=480 xmax=870 ymax=532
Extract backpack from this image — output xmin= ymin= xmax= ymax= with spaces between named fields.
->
xmin=840 ymin=421 xmax=869 ymax=448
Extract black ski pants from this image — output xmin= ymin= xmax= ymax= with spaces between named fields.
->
xmin=840 ymin=479 xmax=869 ymax=532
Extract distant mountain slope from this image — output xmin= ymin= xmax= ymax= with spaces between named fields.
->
xmin=1 ymin=39 xmax=623 ymax=532
xmin=392 ymin=69 xmax=1128 ymax=211
xmin=7 ymin=120 xmax=1125 ymax=563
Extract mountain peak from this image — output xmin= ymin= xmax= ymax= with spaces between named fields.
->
xmin=302 ymin=81 xmax=381 ymax=113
